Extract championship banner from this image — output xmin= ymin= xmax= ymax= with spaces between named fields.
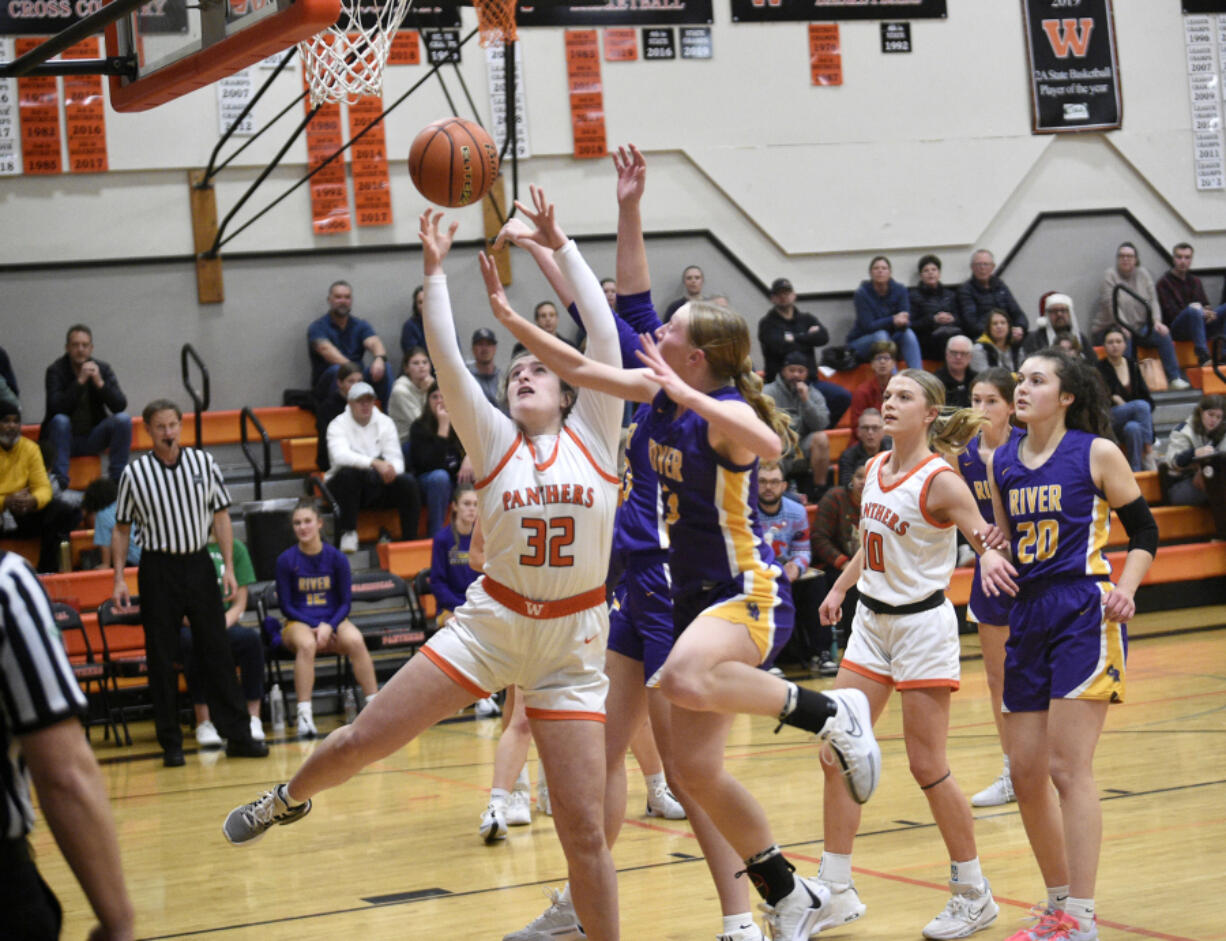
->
xmin=15 ymin=36 xmax=61 ymax=175
xmin=564 ymin=29 xmax=607 ymax=159
xmin=62 ymin=37 xmax=108 ymax=174
xmin=0 ymin=1 xmax=186 ymax=35
xmin=347 ymin=94 xmax=393 ymax=227
xmin=518 ymin=1 xmax=713 ymax=27
xmin=302 ymin=79 xmax=352 ymax=235
xmin=1022 ymin=0 xmax=1122 ymax=133
xmin=731 ymin=0 xmax=946 ymax=23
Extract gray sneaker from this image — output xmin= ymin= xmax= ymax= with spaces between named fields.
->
xmin=503 ymin=888 xmax=584 ymax=940
xmin=818 ymin=688 xmax=882 ymax=804
xmin=223 ymin=783 xmax=311 ymax=845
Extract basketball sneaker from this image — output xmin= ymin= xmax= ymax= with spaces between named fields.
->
xmin=248 ymin=714 xmax=265 ymax=742
xmin=480 ymin=797 xmax=509 ymax=843
xmin=502 ymin=888 xmax=585 ymax=940
xmin=506 ymin=787 xmax=532 ymax=826
xmin=195 ymin=720 xmax=223 ymax=750
xmin=339 ymin=530 xmax=359 ymax=554
xmin=813 ymin=880 xmax=866 ymax=932
xmin=758 ymin=876 xmax=830 ymax=941
xmin=646 ymin=781 xmax=686 ymax=819
xmin=817 ymin=688 xmax=881 ymax=804
xmin=971 ymin=766 xmax=1015 ymax=807
xmin=1004 ymin=908 xmax=1096 ymax=940
xmin=922 ymin=880 xmax=999 ymax=938
xmin=296 ymin=705 xmax=317 ymax=739
xmin=223 ymin=783 xmax=311 ymax=845
xmin=538 ymin=769 xmax=553 ymax=816
xmin=717 ymin=923 xmax=764 ymax=941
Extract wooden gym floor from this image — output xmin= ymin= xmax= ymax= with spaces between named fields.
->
xmin=32 ymin=606 xmax=1226 ymax=940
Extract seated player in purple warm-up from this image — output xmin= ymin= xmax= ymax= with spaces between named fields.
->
xmin=274 ymin=499 xmax=378 ymax=739
xmin=429 ymin=485 xmax=481 ymax=625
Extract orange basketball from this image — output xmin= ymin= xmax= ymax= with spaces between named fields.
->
xmin=408 ymin=117 xmax=500 ymax=208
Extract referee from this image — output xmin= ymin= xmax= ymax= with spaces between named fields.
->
xmin=1 ymin=551 xmax=135 ymax=940
xmin=111 ymin=399 xmax=268 ymax=766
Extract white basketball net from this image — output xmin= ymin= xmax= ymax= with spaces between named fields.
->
xmin=299 ymin=0 xmax=416 ymax=106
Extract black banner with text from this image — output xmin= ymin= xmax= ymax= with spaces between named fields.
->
xmin=731 ymin=0 xmax=946 ymax=23
xmin=1022 ymin=0 xmax=1122 ymax=133
xmin=517 ymin=1 xmax=713 ymax=27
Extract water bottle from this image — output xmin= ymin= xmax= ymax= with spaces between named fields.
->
xmin=270 ymin=684 xmax=286 ymax=733
xmin=342 ymin=687 xmax=357 ymax=724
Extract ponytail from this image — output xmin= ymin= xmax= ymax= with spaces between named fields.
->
xmin=898 ymin=368 xmax=988 ymax=457
xmin=1027 ymin=349 xmax=1116 ymax=442
xmin=734 ymin=357 xmax=799 ymax=456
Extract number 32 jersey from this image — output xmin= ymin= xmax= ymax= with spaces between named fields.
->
xmin=857 ymin=451 xmax=957 ymax=606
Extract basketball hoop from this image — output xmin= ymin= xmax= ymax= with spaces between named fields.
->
xmin=299 ymin=0 xmax=417 ymax=106
xmin=472 ymin=0 xmax=517 ymax=46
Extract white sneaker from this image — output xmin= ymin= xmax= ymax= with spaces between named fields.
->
xmin=814 ymin=880 xmax=866 ymax=932
xmin=537 ymin=777 xmax=552 ymax=816
xmin=818 ymin=688 xmax=882 ymax=804
xmin=249 ymin=714 xmax=265 ymax=742
xmin=503 ymin=888 xmax=584 ymax=940
xmin=296 ymin=708 xmax=317 ymax=739
xmin=646 ymin=780 xmax=687 ymax=819
xmin=480 ymin=797 xmax=508 ymax=843
xmin=506 ymin=787 xmax=532 ymax=826
xmin=717 ymin=923 xmax=764 ymax=941
xmin=195 ymin=720 xmax=223 ymax=749
xmin=922 ymin=881 xmax=999 ymax=939
xmin=758 ymin=876 xmax=831 ymax=941
xmin=339 ymin=530 xmax=359 ymax=554
xmin=475 ymin=695 xmax=501 ymax=718
xmin=1169 ymin=377 xmax=1192 ymax=391
xmin=971 ymin=767 xmax=1015 ymax=807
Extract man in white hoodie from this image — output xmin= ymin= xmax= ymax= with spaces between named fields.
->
xmin=326 ymin=382 xmax=421 ymax=552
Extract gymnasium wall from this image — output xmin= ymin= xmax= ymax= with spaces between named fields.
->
xmin=2 ymin=0 xmax=1224 ymax=419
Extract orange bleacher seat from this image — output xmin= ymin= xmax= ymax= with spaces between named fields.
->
xmin=68 ymin=455 xmax=102 ymax=490
xmin=130 ymin=406 xmax=317 ymax=450
xmin=1190 ymin=365 xmax=1226 ymax=394
xmin=378 ymin=538 xmax=436 ymax=618
xmin=40 ymin=567 xmax=138 ymax=611
xmin=827 ymin=428 xmax=851 ymax=462
xmin=281 ymin=437 xmax=320 ymax=473
xmin=1135 ymin=471 xmax=1161 ymax=505
xmin=0 ymin=539 xmax=41 ymax=569
xmin=1136 ymin=341 xmax=1199 ymax=370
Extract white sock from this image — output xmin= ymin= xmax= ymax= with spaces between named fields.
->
xmin=1046 ymin=885 xmax=1070 ymax=911
xmin=283 ymin=783 xmax=305 ymax=806
xmin=559 ymin=883 xmax=571 ymax=905
xmin=490 ymin=787 xmax=509 ymax=804
xmin=364 ymin=691 xmax=377 ymax=705
xmin=722 ymin=912 xmax=755 ymax=934
xmin=514 ymin=766 xmax=530 ymax=792
xmin=644 ymin=771 xmax=666 ymax=790
xmin=818 ymin=851 xmax=852 ymax=886
xmin=1001 ymin=753 xmax=1011 ymax=775
xmin=1066 ymin=896 xmax=1094 ymax=932
xmin=297 ymin=702 xmax=313 ymax=719
xmin=949 ymin=857 xmax=984 ymax=892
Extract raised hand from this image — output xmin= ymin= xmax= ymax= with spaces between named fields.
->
xmin=478 ymin=252 xmax=519 ymax=325
xmin=492 ymin=217 xmax=538 ymax=253
xmin=419 ymin=209 xmax=458 ymax=276
xmin=511 ymin=184 xmax=567 ymax=251
xmin=635 ymin=331 xmax=692 ymax=406
xmin=612 ymin=144 xmax=646 ymax=205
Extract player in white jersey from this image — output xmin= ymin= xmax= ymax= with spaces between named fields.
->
xmin=224 ymin=188 xmax=625 ymax=941
xmin=818 ymin=370 xmax=1017 ymax=939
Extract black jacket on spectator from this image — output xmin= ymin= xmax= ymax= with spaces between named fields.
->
xmin=837 ymin=437 xmax=892 ymax=488
xmin=956 ymin=276 xmax=1029 ymax=336
xmin=1020 ymin=326 xmax=1096 ymax=363
xmin=934 ymin=365 xmax=977 ymax=409
xmin=908 ymin=282 xmax=964 ymax=359
xmin=0 ymin=347 xmax=17 ymax=398
xmin=41 ymin=354 xmax=126 ymax=436
xmin=1096 ymin=357 xmax=1153 ymax=409
xmin=409 ymin=419 xmax=464 ymax=480
xmin=315 ymin=392 xmax=347 ymax=472
xmin=758 ymin=308 xmax=830 ymax=382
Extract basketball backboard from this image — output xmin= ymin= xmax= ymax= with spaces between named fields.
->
xmin=104 ymin=0 xmax=341 ymax=112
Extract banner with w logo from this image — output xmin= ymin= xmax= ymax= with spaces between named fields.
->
xmin=1023 ymin=0 xmax=1122 ymax=133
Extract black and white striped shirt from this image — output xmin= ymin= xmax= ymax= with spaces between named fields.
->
xmin=115 ymin=447 xmax=231 ymax=555
xmin=0 ymin=552 xmax=88 ymax=840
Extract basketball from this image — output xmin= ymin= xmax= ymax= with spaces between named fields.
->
xmin=408 ymin=118 xmax=500 ymax=208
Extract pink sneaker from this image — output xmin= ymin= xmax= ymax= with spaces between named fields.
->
xmin=1004 ymin=908 xmax=1096 ymax=940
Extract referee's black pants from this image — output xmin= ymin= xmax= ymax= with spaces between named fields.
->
xmin=138 ymin=550 xmax=250 ymax=752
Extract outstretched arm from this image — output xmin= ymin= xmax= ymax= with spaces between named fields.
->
xmin=926 ymin=470 xmax=1017 ymax=597
xmin=613 ymin=144 xmax=650 ymax=295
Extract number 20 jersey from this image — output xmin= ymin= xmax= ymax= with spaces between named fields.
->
xmin=857 ymin=451 xmax=957 ymax=606
xmin=991 ymin=428 xmax=1112 ymax=586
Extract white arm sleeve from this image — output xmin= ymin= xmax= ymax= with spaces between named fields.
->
xmin=553 ymin=240 xmax=625 ymax=459
xmin=423 ymin=273 xmax=516 ymax=477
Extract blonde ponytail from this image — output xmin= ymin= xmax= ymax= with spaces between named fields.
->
xmin=898 ymin=368 xmax=988 ymax=457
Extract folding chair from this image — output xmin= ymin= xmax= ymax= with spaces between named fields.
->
xmin=51 ymin=602 xmax=122 ymax=744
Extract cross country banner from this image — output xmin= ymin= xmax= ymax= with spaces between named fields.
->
xmin=1022 ymin=0 xmax=1122 ymax=133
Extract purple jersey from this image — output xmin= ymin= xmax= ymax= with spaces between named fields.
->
xmin=958 ymin=426 xmax=1025 ymax=523
xmin=643 ymin=385 xmax=778 ymax=592
xmin=992 ymin=429 xmax=1112 ymax=585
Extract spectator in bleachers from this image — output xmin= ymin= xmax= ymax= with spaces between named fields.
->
xmin=182 ymin=531 xmax=265 ymax=748
xmin=909 ymin=254 xmax=965 ymax=360
xmin=512 ymin=301 xmax=581 ymax=358
xmin=1097 ymin=326 xmax=1155 ymax=472
xmin=388 ymin=347 xmax=434 ymax=454
xmin=848 ymin=340 xmax=896 ymax=443
xmin=757 ymin=461 xmax=822 ymax=671
xmin=409 ymin=383 xmax=473 ymax=537
xmin=1164 ymin=394 xmax=1225 ymax=506
xmin=934 ymin=335 xmax=978 ymax=409
xmin=430 ymin=484 xmax=480 ymax=626
xmin=838 ymin=408 xmax=891 ymax=487
xmin=1021 ymin=292 xmax=1095 ymax=363
xmin=467 ymin=328 xmax=503 ymax=409
xmin=275 ymin=499 xmax=378 ymax=739
xmin=0 ymin=345 xmax=16 ymax=398
xmin=41 ymin=324 xmax=132 ymax=492
xmin=956 ymin=249 xmax=1028 ymax=341
xmin=662 ymin=264 xmax=705 ymax=321
xmin=308 ymin=280 xmax=391 ymax=406
xmin=0 ymin=396 xmax=77 ymax=573
xmin=758 ymin=277 xmax=851 ymax=425
xmin=602 ymin=278 xmax=618 ymax=312
xmin=1156 ymin=242 xmax=1226 ymax=366
xmin=1093 ymin=242 xmax=1192 ymax=388
xmin=400 ymin=285 xmax=427 ymax=360
xmin=849 ymin=255 xmax=923 ymax=369
xmin=809 ymin=462 xmax=866 ymax=673
xmin=314 ymin=361 xmax=363 ymax=473
xmin=83 ymin=477 xmax=141 ymax=569
xmin=763 ymin=352 xmax=830 ymax=499
xmin=970 ymin=309 xmax=1024 ymax=373
xmin=326 ymin=381 xmax=422 ymax=553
